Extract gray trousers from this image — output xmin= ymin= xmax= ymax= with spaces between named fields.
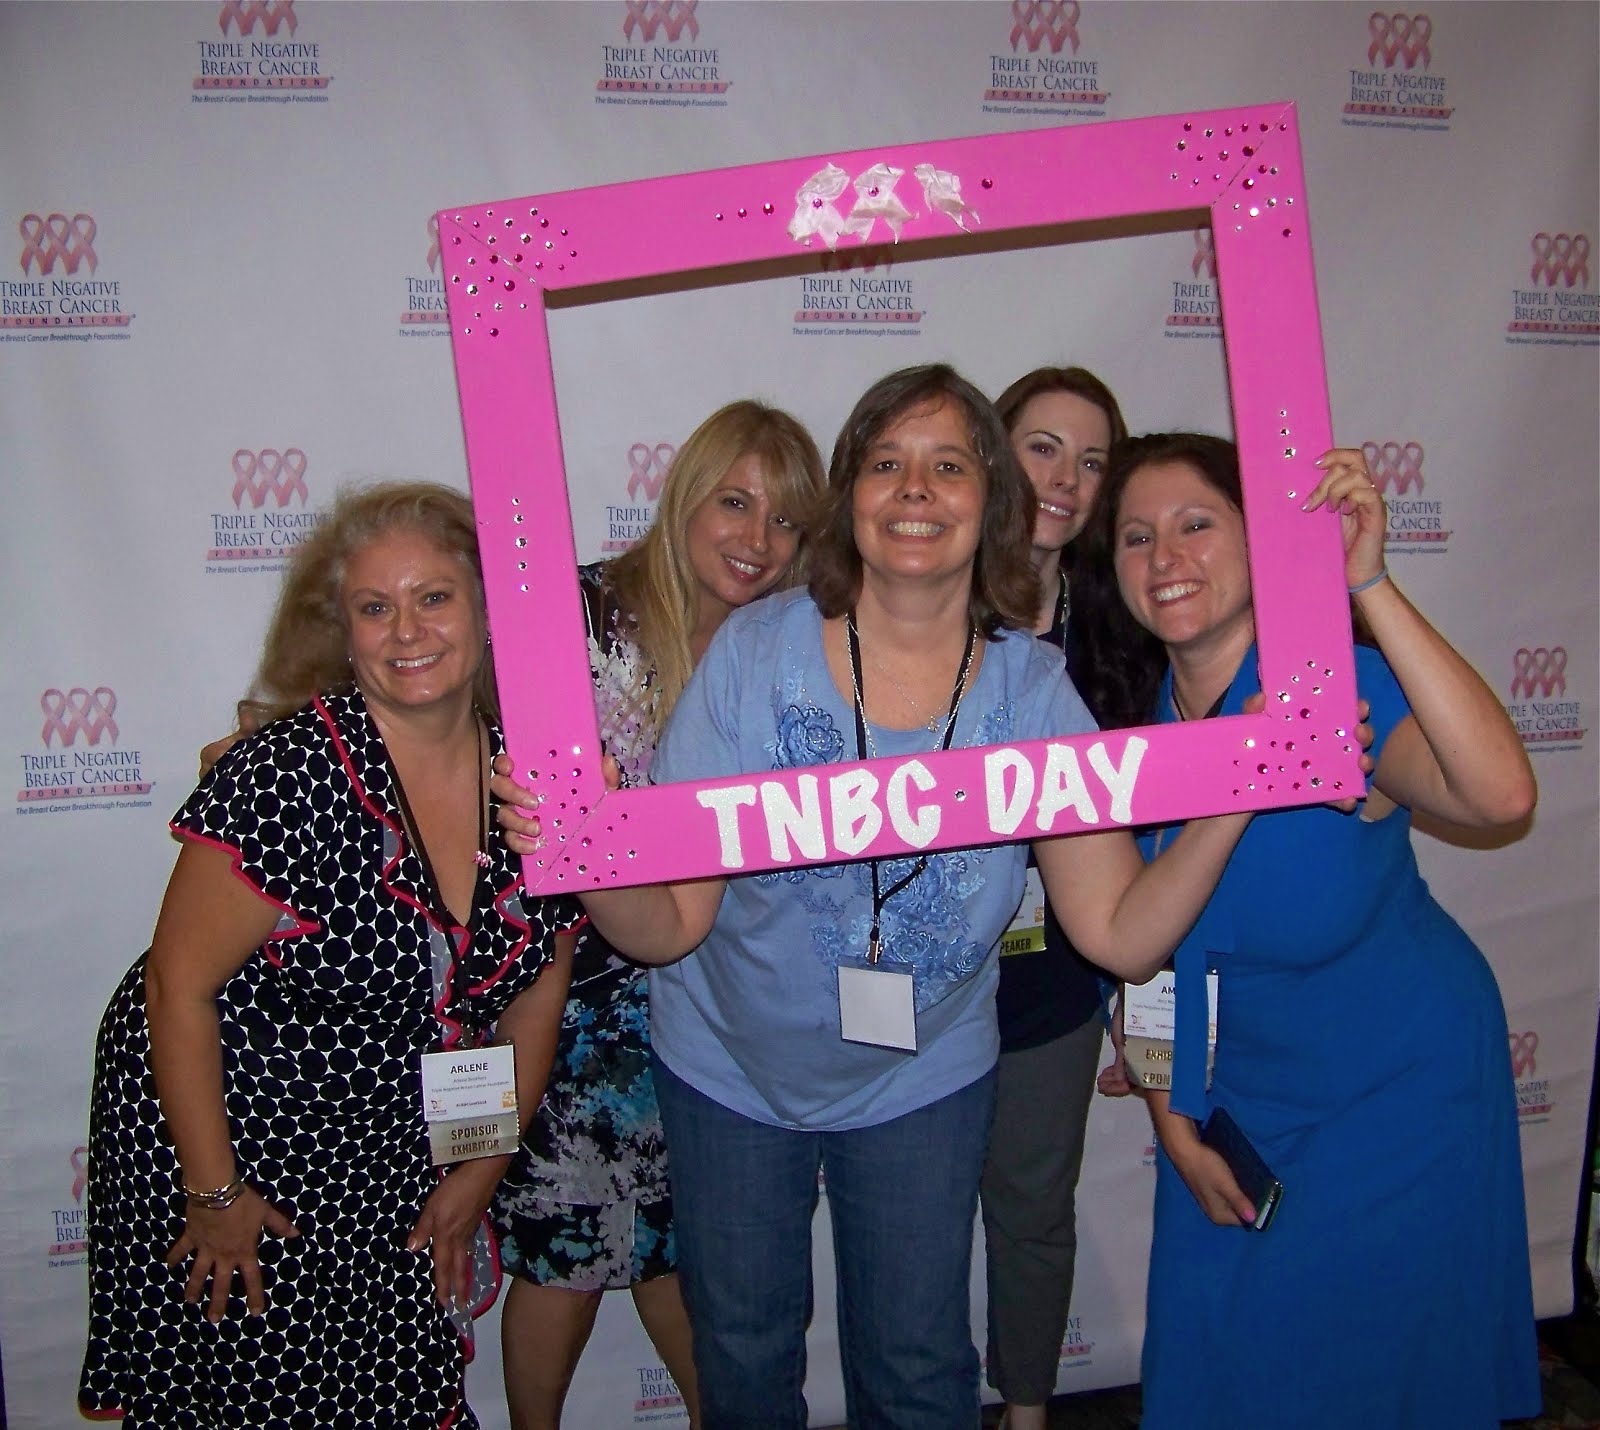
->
xmin=978 ymin=1016 xmax=1105 ymax=1405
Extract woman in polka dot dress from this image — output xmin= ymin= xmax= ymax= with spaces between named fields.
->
xmin=78 ymin=483 xmax=582 ymax=1430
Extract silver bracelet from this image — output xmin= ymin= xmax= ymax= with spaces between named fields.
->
xmin=182 ymin=1177 xmax=246 ymax=1210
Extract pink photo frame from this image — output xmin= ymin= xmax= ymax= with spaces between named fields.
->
xmin=439 ymin=101 xmax=1362 ymax=895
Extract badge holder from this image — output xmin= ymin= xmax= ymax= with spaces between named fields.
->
xmin=1122 ymin=966 xmax=1218 ymax=1092
xmin=838 ymin=954 xmax=918 ymax=1052
xmin=420 ymin=1042 xmax=520 ymax=1165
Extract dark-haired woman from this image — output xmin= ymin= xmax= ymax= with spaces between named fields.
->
xmin=1076 ymin=433 xmax=1540 ymax=1429
xmin=979 ymin=367 xmax=1126 ymax=1430
xmin=497 ymin=366 xmax=1255 ymax=1428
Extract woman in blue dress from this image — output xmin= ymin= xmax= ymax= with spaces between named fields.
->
xmin=1075 ymin=432 xmax=1540 ymax=1429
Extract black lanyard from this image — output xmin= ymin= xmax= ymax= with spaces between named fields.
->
xmin=846 ymin=613 xmax=977 ymax=964
xmin=384 ymin=725 xmax=488 ymax=1035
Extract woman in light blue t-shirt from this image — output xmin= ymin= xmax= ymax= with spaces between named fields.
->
xmin=497 ymin=365 xmax=1253 ymax=1430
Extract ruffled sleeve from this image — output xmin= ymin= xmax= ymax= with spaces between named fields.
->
xmin=170 ymin=703 xmax=328 ymax=945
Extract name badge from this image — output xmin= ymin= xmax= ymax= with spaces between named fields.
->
xmin=420 ymin=1043 xmax=520 ymax=1165
xmin=998 ymin=866 xmax=1047 ymax=958
xmin=1122 ymin=969 xmax=1218 ymax=1092
xmin=837 ymin=960 xmax=917 ymax=1052
xmin=1123 ymin=970 xmax=1218 ymax=1043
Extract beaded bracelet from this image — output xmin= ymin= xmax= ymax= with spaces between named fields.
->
xmin=1348 ymin=567 xmax=1390 ymax=596
xmin=182 ymin=1177 xmax=246 ymax=1210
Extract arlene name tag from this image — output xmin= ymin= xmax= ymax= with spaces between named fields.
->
xmin=420 ymin=1044 xmax=519 ymax=1165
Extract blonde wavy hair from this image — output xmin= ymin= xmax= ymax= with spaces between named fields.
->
xmin=606 ymin=400 xmax=825 ymax=724
xmin=239 ymin=481 xmax=495 ymax=728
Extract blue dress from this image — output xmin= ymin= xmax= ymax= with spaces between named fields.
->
xmin=1140 ymin=645 xmax=1539 ymax=1429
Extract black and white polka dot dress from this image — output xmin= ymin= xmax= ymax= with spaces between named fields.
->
xmin=77 ymin=691 xmax=582 ymax=1429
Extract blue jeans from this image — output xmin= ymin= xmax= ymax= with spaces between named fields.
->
xmin=654 ymin=1057 xmax=996 ymax=1430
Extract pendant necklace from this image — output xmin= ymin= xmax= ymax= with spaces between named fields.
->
xmin=852 ymin=618 xmax=976 ymax=736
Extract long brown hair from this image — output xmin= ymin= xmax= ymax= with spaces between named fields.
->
xmin=607 ymin=400 xmax=825 ymax=725
xmin=240 ymin=481 xmax=495 ymax=727
xmin=807 ymin=364 xmax=1038 ymax=638
xmin=995 ymin=365 xmax=1129 ymax=451
xmin=1074 ymin=434 xmax=1265 ymax=727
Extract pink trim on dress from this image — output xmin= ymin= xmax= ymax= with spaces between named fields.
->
xmin=167 ymin=826 xmax=320 ymax=970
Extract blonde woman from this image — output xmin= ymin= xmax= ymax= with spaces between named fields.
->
xmin=80 ymin=484 xmax=582 ymax=1429
xmin=489 ymin=401 xmax=826 ymax=1430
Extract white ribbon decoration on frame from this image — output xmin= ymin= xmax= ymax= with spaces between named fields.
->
xmin=788 ymin=159 xmax=983 ymax=250
xmin=914 ymin=163 xmax=981 ymax=232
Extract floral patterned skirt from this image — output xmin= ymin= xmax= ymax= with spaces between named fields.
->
xmin=489 ymin=934 xmax=677 ymax=1290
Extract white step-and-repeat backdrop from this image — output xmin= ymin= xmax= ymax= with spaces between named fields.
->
xmin=2 ymin=3 xmax=1595 ymax=1425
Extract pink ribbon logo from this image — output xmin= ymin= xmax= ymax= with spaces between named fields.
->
xmin=1530 ymin=233 xmax=1591 ymax=289
xmin=232 ymin=449 xmax=309 ymax=509
xmin=1009 ymin=0 xmax=1081 ymax=54
xmin=1508 ymin=1031 xmax=1538 ymax=1078
xmin=626 ymin=443 xmax=676 ymax=502
xmin=1367 ymin=12 xmax=1431 ymax=68
xmin=39 ymin=688 xmax=119 ymax=748
xmin=622 ymin=0 xmax=698 ymax=42
xmin=425 ymin=214 xmax=440 ymax=273
xmin=1510 ymin=647 xmax=1568 ymax=699
xmin=71 ymin=1146 xmax=89 ymax=1203
xmin=1361 ymin=440 xmax=1425 ymax=495
xmin=18 ymin=213 xmax=98 ymax=277
xmin=219 ymin=0 xmax=298 ymax=36
xmin=1191 ymin=228 xmax=1217 ymax=281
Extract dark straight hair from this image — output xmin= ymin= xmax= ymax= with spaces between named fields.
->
xmin=807 ymin=363 xmax=1039 ymax=638
xmin=994 ymin=365 xmax=1129 ymax=451
xmin=1072 ymin=433 xmax=1241 ymax=728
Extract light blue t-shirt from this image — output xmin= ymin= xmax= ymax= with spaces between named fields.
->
xmin=649 ymin=589 xmax=1094 ymax=1130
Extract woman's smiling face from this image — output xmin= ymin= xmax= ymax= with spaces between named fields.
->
xmin=850 ymin=397 xmax=987 ymax=592
xmin=1009 ymin=389 xmax=1112 ymax=558
xmin=1113 ymin=458 xmax=1254 ymax=657
xmin=341 ymin=528 xmax=486 ymax=721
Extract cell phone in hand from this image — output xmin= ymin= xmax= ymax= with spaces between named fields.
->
xmin=1200 ymin=1107 xmax=1283 ymax=1231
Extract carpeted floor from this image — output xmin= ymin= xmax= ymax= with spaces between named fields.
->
xmin=962 ymin=1315 xmax=1600 ymax=1429
xmin=824 ymin=1314 xmax=1600 ymax=1429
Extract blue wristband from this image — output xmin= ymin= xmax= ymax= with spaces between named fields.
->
xmin=1347 ymin=568 xmax=1390 ymax=596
